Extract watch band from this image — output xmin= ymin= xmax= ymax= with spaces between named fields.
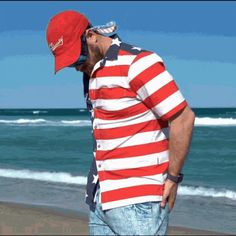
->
xmin=167 ymin=173 xmax=184 ymax=184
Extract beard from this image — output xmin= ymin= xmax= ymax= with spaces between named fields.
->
xmin=76 ymin=44 xmax=103 ymax=76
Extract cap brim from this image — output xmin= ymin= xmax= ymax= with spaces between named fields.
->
xmin=54 ymin=40 xmax=82 ymax=74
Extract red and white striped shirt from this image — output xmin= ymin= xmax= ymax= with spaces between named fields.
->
xmin=89 ymin=37 xmax=187 ymax=210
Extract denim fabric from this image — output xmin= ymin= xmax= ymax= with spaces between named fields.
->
xmin=89 ymin=190 xmax=169 ymax=235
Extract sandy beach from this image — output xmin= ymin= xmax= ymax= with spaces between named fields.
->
xmin=0 ymin=202 xmax=224 ymax=235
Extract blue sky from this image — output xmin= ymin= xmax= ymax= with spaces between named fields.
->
xmin=0 ymin=1 xmax=235 ymax=108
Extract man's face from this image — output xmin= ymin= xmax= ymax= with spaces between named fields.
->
xmin=75 ymin=36 xmax=103 ymax=76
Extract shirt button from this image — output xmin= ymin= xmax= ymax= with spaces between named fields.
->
xmin=97 ymin=144 xmax=101 ymax=149
xmin=98 ymin=164 xmax=102 ymax=168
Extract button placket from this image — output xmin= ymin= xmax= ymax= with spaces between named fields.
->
xmin=93 ymin=121 xmax=97 ymax=129
xmin=97 ymin=161 xmax=102 ymax=169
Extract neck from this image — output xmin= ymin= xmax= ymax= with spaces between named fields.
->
xmin=99 ymin=36 xmax=113 ymax=57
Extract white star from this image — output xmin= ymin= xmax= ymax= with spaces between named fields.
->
xmin=132 ymin=46 xmax=141 ymax=51
xmin=92 ymin=174 xmax=99 ymax=184
xmin=112 ymin=38 xmax=121 ymax=46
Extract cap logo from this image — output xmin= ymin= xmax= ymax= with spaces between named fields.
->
xmin=49 ymin=36 xmax=63 ymax=52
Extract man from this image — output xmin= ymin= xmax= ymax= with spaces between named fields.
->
xmin=46 ymin=10 xmax=195 ymax=235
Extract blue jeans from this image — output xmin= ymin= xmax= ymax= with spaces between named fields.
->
xmin=89 ymin=190 xmax=169 ymax=235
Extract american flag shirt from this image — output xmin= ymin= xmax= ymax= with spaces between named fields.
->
xmin=85 ymin=34 xmax=187 ymax=211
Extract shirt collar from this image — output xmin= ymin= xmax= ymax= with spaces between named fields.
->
xmin=100 ymin=34 xmax=121 ymax=66
xmin=103 ymin=34 xmax=122 ymax=62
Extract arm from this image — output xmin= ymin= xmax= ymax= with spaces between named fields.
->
xmin=160 ymin=106 xmax=195 ymax=211
xmin=127 ymin=51 xmax=195 ymax=211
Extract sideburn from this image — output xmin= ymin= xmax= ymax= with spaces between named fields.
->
xmin=77 ymin=44 xmax=103 ymax=76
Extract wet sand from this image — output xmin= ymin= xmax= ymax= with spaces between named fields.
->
xmin=0 ymin=202 xmax=224 ymax=235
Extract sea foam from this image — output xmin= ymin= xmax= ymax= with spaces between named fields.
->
xmin=0 ymin=168 xmax=87 ymax=185
xmin=32 ymin=110 xmax=48 ymax=114
xmin=195 ymin=117 xmax=236 ymax=126
xmin=0 ymin=119 xmax=91 ymax=126
xmin=178 ymin=185 xmax=236 ymax=201
xmin=0 ymin=119 xmax=47 ymax=124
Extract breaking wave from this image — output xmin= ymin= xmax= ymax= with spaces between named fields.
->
xmin=0 ymin=168 xmax=87 ymax=185
xmin=178 ymin=185 xmax=236 ymax=201
xmin=0 ymin=119 xmax=91 ymax=126
xmin=195 ymin=117 xmax=236 ymax=126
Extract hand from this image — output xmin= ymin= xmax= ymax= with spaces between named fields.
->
xmin=160 ymin=179 xmax=178 ymax=212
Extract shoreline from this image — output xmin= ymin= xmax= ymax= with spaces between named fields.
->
xmin=0 ymin=201 xmax=225 ymax=235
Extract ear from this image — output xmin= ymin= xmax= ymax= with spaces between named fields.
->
xmin=85 ymin=29 xmax=97 ymax=43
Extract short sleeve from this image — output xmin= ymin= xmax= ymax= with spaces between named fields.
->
xmin=128 ymin=52 xmax=187 ymax=120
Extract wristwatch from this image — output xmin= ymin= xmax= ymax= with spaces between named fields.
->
xmin=167 ymin=173 xmax=184 ymax=184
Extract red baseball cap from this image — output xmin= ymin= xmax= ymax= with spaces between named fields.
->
xmin=46 ymin=10 xmax=89 ymax=74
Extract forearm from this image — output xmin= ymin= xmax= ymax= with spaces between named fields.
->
xmin=168 ymin=107 xmax=195 ymax=176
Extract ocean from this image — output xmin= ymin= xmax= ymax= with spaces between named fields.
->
xmin=0 ymin=108 xmax=235 ymax=234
